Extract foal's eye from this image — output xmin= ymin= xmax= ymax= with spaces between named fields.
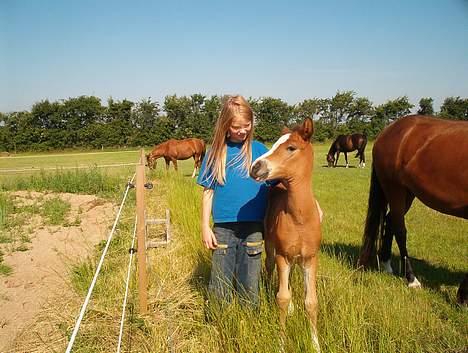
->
xmin=286 ymin=145 xmax=297 ymax=152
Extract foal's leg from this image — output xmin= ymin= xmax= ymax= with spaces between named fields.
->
xmin=303 ymin=257 xmax=320 ymax=352
xmin=276 ymin=255 xmax=292 ymax=332
xmin=164 ymin=157 xmax=170 ymax=171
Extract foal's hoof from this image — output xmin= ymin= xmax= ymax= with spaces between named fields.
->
xmin=408 ymin=277 xmax=422 ymax=288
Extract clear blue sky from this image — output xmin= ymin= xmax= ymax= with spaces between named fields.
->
xmin=1 ymin=0 xmax=467 ymax=113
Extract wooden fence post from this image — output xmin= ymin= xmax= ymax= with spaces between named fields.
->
xmin=136 ymin=149 xmax=148 ymax=314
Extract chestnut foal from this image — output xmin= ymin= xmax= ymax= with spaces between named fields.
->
xmin=250 ymin=118 xmax=322 ymax=352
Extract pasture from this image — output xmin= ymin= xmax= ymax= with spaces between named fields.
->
xmin=0 ymin=144 xmax=467 ymax=352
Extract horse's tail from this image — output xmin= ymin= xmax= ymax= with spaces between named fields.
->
xmin=358 ymin=165 xmax=387 ymax=269
xmin=198 ymin=140 xmax=206 ymax=167
xmin=354 ymin=135 xmax=368 ymax=158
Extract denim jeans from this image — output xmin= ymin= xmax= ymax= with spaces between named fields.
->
xmin=209 ymin=222 xmax=264 ymax=305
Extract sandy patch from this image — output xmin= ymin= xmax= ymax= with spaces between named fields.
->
xmin=0 ymin=191 xmax=116 ymax=352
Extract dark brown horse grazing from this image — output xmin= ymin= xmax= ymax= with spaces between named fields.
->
xmin=250 ymin=118 xmax=322 ymax=351
xmin=326 ymin=133 xmax=367 ymax=168
xmin=358 ymin=114 xmax=468 ymax=304
xmin=146 ymin=138 xmax=205 ymax=178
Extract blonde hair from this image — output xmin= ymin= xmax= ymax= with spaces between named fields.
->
xmin=203 ymin=95 xmax=254 ymax=185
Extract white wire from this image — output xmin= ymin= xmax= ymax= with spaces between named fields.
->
xmin=65 ymin=174 xmax=136 ymax=353
xmin=116 ymin=215 xmax=138 ymax=353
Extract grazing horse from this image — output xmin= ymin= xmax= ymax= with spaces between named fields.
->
xmin=358 ymin=115 xmax=468 ymax=304
xmin=250 ymin=118 xmax=322 ymax=351
xmin=326 ymin=133 xmax=367 ymax=168
xmin=146 ymin=138 xmax=205 ymax=178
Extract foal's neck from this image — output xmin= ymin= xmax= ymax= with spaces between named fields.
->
xmin=284 ymin=174 xmax=314 ymax=224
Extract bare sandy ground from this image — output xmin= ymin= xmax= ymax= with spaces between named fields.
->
xmin=0 ymin=191 xmax=116 ymax=352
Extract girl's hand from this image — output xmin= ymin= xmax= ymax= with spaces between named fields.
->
xmin=202 ymin=226 xmax=218 ymax=249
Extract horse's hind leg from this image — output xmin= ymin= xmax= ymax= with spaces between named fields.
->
xmin=303 ymin=257 xmax=320 ymax=352
xmin=457 ymin=273 xmax=468 ymax=305
xmin=191 ymin=155 xmax=198 ymax=178
xmin=388 ymin=191 xmax=419 ymax=287
xmin=361 ymin=150 xmax=366 ymax=168
xmin=379 ymin=213 xmax=394 ymax=273
xmin=344 ymin=152 xmax=349 ymax=168
xmin=164 ymin=157 xmax=170 ymax=171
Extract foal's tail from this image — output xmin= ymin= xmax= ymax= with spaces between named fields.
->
xmin=358 ymin=165 xmax=387 ymax=269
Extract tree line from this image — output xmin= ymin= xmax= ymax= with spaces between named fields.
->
xmin=0 ymin=92 xmax=467 ymax=152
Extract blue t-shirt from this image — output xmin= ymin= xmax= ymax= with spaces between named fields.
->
xmin=197 ymin=140 xmax=269 ymax=223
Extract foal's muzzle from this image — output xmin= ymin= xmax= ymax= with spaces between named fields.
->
xmin=250 ymin=159 xmax=271 ymax=181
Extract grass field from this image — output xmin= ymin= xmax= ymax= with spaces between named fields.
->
xmin=1 ymin=144 xmax=467 ymax=352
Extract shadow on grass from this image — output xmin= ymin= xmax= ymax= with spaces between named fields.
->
xmin=321 ymin=241 xmax=466 ymax=290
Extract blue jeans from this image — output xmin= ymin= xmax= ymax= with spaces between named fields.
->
xmin=209 ymin=222 xmax=264 ymax=305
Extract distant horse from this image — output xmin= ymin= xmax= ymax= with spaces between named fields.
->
xmin=250 ymin=118 xmax=322 ymax=351
xmin=146 ymin=138 xmax=206 ymax=178
xmin=326 ymin=133 xmax=367 ymax=168
xmin=358 ymin=115 xmax=468 ymax=304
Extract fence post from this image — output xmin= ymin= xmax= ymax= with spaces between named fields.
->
xmin=136 ymin=149 xmax=148 ymax=314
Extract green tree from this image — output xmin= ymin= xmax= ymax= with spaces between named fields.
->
xmin=417 ymin=97 xmax=434 ymax=115
xmin=163 ymin=95 xmax=192 ymax=138
xmin=347 ymin=97 xmax=374 ymax=134
xmin=251 ymin=97 xmax=293 ymax=142
xmin=439 ymin=96 xmax=468 ymax=120
xmin=104 ymin=98 xmax=134 ymax=147
xmin=369 ymin=96 xmax=414 ymax=138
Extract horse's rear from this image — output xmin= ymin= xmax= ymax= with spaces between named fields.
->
xmin=372 ymin=115 xmax=468 ymax=218
xmin=359 ymin=114 xmax=468 ymax=301
xmin=250 ymin=118 xmax=322 ymax=351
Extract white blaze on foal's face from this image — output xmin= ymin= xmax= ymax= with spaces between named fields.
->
xmin=250 ymin=133 xmax=291 ymax=181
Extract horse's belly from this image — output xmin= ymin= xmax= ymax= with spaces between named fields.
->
xmin=403 ymin=139 xmax=468 ymax=217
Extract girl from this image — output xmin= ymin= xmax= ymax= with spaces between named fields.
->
xmin=197 ymin=95 xmax=268 ymax=305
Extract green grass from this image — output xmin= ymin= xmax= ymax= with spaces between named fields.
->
xmin=3 ymin=146 xmax=467 ymax=352
xmin=41 ymin=197 xmax=71 ymax=225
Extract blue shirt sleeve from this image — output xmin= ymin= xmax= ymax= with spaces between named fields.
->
xmin=196 ymin=152 xmax=216 ymax=189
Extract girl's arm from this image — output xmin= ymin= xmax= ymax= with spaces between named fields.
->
xmin=201 ymin=187 xmax=218 ymax=249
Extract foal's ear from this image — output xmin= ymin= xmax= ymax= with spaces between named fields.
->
xmin=281 ymin=126 xmax=291 ymax=135
xmin=300 ymin=118 xmax=314 ymax=141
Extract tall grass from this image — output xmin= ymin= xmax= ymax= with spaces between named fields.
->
xmin=0 ymin=167 xmax=125 ymax=198
xmin=4 ymin=148 xmax=467 ymax=352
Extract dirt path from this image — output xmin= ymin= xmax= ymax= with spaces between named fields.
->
xmin=0 ymin=192 xmax=116 ymax=352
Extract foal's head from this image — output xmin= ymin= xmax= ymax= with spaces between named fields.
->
xmin=250 ymin=118 xmax=314 ymax=183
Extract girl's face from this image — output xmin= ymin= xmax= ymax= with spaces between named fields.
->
xmin=228 ymin=116 xmax=252 ymax=143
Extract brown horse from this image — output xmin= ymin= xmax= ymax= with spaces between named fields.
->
xmin=146 ymin=138 xmax=205 ymax=178
xmin=326 ymin=133 xmax=367 ymax=168
xmin=358 ymin=114 xmax=468 ymax=304
xmin=250 ymin=118 xmax=322 ymax=351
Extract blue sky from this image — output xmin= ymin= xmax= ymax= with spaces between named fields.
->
xmin=1 ymin=0 xmax=467 ymax=113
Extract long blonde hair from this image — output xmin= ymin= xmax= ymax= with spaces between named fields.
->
xmin=203 ymin=95 xmax=254 ymax=185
